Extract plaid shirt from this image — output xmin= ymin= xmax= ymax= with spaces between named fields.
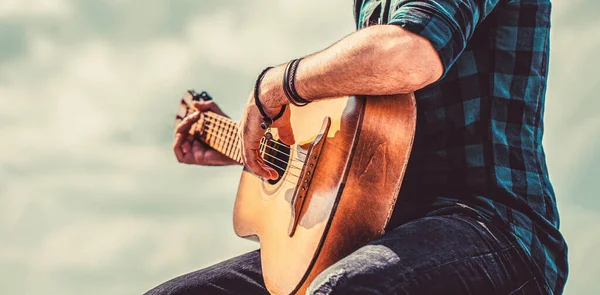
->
xmin=354 ymin=0 xmax=568 ymax=294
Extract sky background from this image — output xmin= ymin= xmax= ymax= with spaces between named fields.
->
xmin=0 ymin=0 xmax=598 ymax=294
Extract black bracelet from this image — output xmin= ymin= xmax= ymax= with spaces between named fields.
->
xmin=289 ymin=59 xmax=310 ymax=104
xmin=282 ymin=62 xmax=298 ymax=106
xmin=283 ymin=58 xmax=310 ymax=106
xmin=282 ymin=61 xmax=304 ymax=106
xmin=254 ymin=67 xmax=286 ymax=130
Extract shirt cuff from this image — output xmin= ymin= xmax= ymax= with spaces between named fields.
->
xmin=388 ymin=2 xmax=466 ymax=78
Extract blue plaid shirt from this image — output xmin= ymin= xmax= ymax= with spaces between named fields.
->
xmin=354 ymin=0 xmax=568 ymax=293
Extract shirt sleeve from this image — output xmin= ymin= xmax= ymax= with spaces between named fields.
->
xmin=388 ymin=0 xmax=501 ymax=77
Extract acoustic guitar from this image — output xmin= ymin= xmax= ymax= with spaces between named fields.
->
xmin=175 ymin=90 xmax=417 ymax=295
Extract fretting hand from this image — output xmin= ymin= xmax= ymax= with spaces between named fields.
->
xmin=173 ymin=100 xmax=239 ymax=166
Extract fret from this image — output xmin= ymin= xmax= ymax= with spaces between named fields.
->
xmin=205 ymin=118 xmax=216 ymax=150
xmin=221 ymin=118 xmax=231 ymax=155
xmin=223 ymin=122 xmax=230 ymax=158
xmin=225 ymin=121 xmax=234 ymax=158
xmin=235 ymin=132 xmax=241 ymax=161
xmin=213 ymin=120 xmax=220 ymax=148
xmin=218 ymin=119 xmax=227 ymax=154
xmin=225 ymin=119 xmax=238 ymax=161
xmin=238 ymin=134 xmax=242 ymax=162
xmin=231 ymin=124 xmax=239 ymax=162
xmin=199 ymin=112 xmax=243 ymax=164
xmin=208 ymin=121 xmax=217 ymax=148
xmin=225 ymin=122 xmax=233 ymax=158
xmin=206 ymin=128 xmax=213 ymax=147
xmin=222 ymin=120 xmax=230 ymax=154
xmin=230 ymin=126 xmax=237 ymax=159
xmin=231 ymin=124 xmax=238 ymax=159
xmin=222 ymin=120 xmax=229 ymax=157
xmin=231 ymin=131 xmax=238 ymax=161
xmin=233 ymin=126 xmax=240 ymax=160
xmin=215 ymin=118 xmax=224 ymax=153
xmin=232 ymin=126 xmax=241 ymax=163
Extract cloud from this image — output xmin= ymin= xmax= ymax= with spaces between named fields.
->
xmin=0 ymin=0 xmax=72 ymax=19
xmin=559 ymin=206 xmax=600 ymax=294
xmin=0 ymin=1 xmax=598 ymax=295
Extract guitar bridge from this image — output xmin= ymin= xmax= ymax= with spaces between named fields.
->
xmin=288 ymin=116 xmax=331 ymax=237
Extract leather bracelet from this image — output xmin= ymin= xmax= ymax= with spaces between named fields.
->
xmin=283 ymin=58 xmax=310 ymax=106
xmin=282 ymin=62 xmax=299 ymax=106
xmin=254 ymin=67 xmax=286 ymax=130
xmin=289 ymin=59 xmax=310 ymax=104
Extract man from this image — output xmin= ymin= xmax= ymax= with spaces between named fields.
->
xmin=147 ymin=0 xmax=568 ymax=294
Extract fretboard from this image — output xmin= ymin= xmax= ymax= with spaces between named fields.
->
xmin=194 ymin=111 xmax=243 ymax=164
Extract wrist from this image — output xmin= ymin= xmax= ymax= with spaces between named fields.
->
xmin=260 ymin=65 xmax=289 ymax=109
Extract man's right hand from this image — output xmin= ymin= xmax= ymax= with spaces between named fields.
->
xmin=173 ymin=101 xmax=240 ymax=166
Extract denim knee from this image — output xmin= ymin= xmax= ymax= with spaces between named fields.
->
xmin=306 ymin=245 xmax=400 ymax=295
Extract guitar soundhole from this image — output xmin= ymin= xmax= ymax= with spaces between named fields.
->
xmin=263 ymin=140 xmax=291 ymax=185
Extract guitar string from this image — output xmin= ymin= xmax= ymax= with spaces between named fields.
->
xmin=202 ymin=117 xmax=309 ymax=161
xmin=202 ymin=113 xmax=308 ymax=157
xmin=257 ymin=143 xmax=304 ymax=171
xmin=187 ymin=111 xmax=307 ymax=172
xmin=202 ymin=126 xmax=304 ymax=177
xmin=260 ymin=157 xmax=300 ymax=179
xmin=182 ymin=110 xmax=303 ymax=186
xmin=280 ymin=177 xmax=300 ymax=187
xmin=195 ymin=125 xmax=302 ymax=185
xmin=200 ymin=122 xmax=303 ymax=166
xmin=182 ymin=113 xmax=307 ymax=171
xmin=202 ymin=128 xmax=305 ymax=172
xmin=199 ymin=120 xmax=241 ymax=158
xmin=201 ymin=126 xmax=304 ymax=179
xmin=202 ymin=121 xmax=307 ymax=163
xmin=201 ymin=117 xmax=307 ymax=163
xmin=202 ymin=114 xmax=308 ymax=158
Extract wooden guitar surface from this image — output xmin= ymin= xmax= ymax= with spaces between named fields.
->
xmin=233 ymin=94 xmax=416 ymax=294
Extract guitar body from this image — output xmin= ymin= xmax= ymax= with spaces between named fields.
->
xmin=232 ymin=94 xmax=417 ymax=295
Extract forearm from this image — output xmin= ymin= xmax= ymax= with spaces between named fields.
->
xmin=261 ymin=25 xmax=443 ymax=108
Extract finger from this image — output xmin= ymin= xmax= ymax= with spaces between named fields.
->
xmin=243 ymin=144 xmax=268 ymax=179
xmin=173 ymin=133 xmax=186 ymax=162
xmin=192 ymin=140 xmax=206 ymax=165
xmin=243 ymin=138 xmax=273 ymax=179
xmin=246 ymin=149 xmax=277 ymax=180
xmin=277 ymin=122 xmax=295 ymax=146
xmin=193 ymin=101 xmax=227 ymax=117
xmin=252 ymin=148 xmax=279 ymax=180
xmin=243 ymin=146 xmax=264 ymax=177
xmin=181 ymin=139 xmax=192 ymax=155
xmin=175 ymin=111 xmax=201 ymax=135
xmin=259 ymin=157 xmax=279 ymax=180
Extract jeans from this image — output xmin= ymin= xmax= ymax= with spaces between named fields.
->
xmin=144 ymin=213 xmax=545 ymax=295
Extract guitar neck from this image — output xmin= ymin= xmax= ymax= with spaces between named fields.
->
xmin=193 ymin=111 xmax=243 ymax=164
